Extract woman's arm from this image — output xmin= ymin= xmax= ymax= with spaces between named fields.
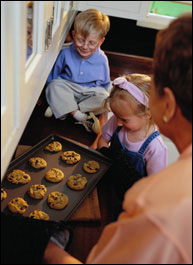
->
xmin=43 ymin=241 xmax=83 ymax=264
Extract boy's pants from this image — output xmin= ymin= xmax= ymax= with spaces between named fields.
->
xmin=45 ymin=79 xmax=110 ymax=119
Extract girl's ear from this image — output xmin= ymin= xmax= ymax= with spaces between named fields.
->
xmin=146 ymin=109 xmax=152 ymax=120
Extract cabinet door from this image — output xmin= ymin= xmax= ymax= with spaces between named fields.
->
xmin=78 ymin=1 xmax=192 ymax=29
xmin=78 ymin=1 xmax=145 ymax=20
xmin=1 ymin=1 xmax=78 ymax=180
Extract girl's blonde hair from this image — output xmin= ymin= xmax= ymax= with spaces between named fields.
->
xmin=74 ymin=9 xmax=110 ymax=39
xmin=107 ymin=73 xmax=152 ymax=117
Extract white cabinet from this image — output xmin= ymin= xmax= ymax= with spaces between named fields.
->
xmin=78 ymin=1 xmax=192 ymax=30
xmin=78 ymin=1 xmax=147 ymax=21
xmin=78 ymin=1 xmax=170 ymax=29
xmin=1 ymin=1 xmax=78 ymax=180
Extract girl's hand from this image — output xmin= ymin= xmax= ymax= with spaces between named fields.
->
xmin=97 ymin=135 xmax=109 ymax=150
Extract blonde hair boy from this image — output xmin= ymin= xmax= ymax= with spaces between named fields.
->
xmin=45 ymin=9 xmax=111 ymax=134
xmin=74 ymin=9 xmax=110 ymax=39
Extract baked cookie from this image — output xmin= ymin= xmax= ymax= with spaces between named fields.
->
xmin=1 ymin=188 xmax=7 ymax=201
xmin=83 ymin=160 xmax=100 ymax=173
xmin=66 ymin=174 xmax=88 ymax=190
xmin=8 ymin=197 xmax=29 ymax=214
xmin=47 ymin=192 xmax=69 ymax=210
xmin=29 ymin=210 xmax=50 ymax=220
xmin=7 ymin=169 xmax=31 ymax=184
xmin=29 ymin=157 xmax=47 ymax=169
xmin=45 ymin=141 xmax=62 ymax=152
xmin=61 ymin=151 xmax=81 ymax=165
xmin=45 ymin=168 xmax=64 ymax=183
xmin=28 ymin=184 xmax=47 ymax=199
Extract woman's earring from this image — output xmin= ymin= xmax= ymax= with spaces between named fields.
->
xmin=162 ymin=115 xmax=168 ymax=123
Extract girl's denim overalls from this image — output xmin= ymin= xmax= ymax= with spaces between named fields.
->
xmin=109 ymin=126 xmax=160 ymax=176
xmin=100 ymin=126 xmax=160 ymax=218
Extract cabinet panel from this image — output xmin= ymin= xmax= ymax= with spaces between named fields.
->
xmin=1 ymin=1 xmax=78 ymax=180
xmin=78 ymin=1 xmax=192 ymax=29
xmin=78 ymin=1 xmax=146 ymax=20
xmin=1 ymin=2 xmax=26 ymax=179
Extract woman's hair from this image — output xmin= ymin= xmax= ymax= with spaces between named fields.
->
xmin=154 ymin=13 xmax=192 ymax=121
xmin=74 ymin=9 xmax=110 ymax=39
xmin=107 ymin=73 xmax=151 ymax=117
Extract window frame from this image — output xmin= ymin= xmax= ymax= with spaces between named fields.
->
xmin=137 ymin=1 xmax=192 ymax=29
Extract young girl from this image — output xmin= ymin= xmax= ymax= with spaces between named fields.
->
xmin=98 ymin=74 xmax=167 ymax=208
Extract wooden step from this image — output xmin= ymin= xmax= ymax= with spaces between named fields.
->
xmin=105 ymin=50 xmax=153 ymax=79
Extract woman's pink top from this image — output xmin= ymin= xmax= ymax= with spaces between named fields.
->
xmin=86 ymin=144 xmax=192 ymax=264
xmin=102 ymin=115 xmax=168 ymax=175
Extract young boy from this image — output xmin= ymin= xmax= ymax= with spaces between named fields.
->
xmin=44 ymin=9 xmax=111 ymax=134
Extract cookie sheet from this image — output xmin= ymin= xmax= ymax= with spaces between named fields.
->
xmin=1 ymin=134 xmax=111 ymax=222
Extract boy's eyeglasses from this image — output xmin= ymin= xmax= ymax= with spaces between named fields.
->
xmin=75 ymin=36 xmax=99 ymax=49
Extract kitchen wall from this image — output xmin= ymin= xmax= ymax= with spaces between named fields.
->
xmin=101 ymin=15 xmax=158 ymax=58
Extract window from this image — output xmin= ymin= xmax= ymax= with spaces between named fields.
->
xmin=26 ymin=1 xmax=34 ymax=60
xmin=138 ymin=1 xmax=192 ymax=29
xmin=150 ymin=1 xmax=192 ymax=17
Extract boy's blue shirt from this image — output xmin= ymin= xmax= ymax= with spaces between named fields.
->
xmin=47 ymin=43 xmax=111 ymax=90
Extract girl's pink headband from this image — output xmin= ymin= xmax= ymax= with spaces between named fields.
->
xmin=113 ymin=77 xmax=149 ymax=107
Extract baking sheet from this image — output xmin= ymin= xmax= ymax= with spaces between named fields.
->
xmin=1 ymin=134 xmax=112 ymax=222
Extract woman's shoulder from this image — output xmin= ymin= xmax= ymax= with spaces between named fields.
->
xmin=127 ymin=152 xmax=191 ymax=194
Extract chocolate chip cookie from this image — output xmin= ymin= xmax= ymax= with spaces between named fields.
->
xmin=66 ymin=174 xmax=88 ymax=190
xmin=29 ymin=157 xmax=47 ymax=169
xmin=45 ymin=168 xmax=64 ymax=183
xmin=47 ymin=192 xmax=69 ymax=210
xmin=45 ymin=141 xmax=62 ymax=152
xmin=29 ymin=210 xmax=50 ymax=220
xmin=28 ymin=184 xmax=47 ymax=199
xmin=83 ymin=160 xmax=100 ymax=173
xmin=7 ymin=169 xmax=31 ymax=184
xmin=8 ymin=197 xmax=29 ymax=214
xmin=61 ymin=151 xmax=81 ymax=164
xmin=1 ymin=188 xmax=7 ymax=201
